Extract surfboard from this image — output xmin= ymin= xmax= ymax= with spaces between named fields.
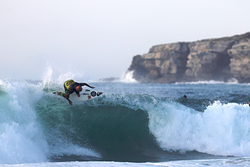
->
xmin=53 ymin=89 xmax=103 ymax=102
xmin=70 ymin=89 xmax=103 ymax=102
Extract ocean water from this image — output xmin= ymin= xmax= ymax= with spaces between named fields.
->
xmin=1 ymin=78 xmax=250 ymax=166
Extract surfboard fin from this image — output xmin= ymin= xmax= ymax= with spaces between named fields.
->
xmin=97 ymin=92 xmax=103 ymax=96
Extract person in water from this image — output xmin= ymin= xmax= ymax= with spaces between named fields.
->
xmin=54 ymin=79 xmax=95 ymax=105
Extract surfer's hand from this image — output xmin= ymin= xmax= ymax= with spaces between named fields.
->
xmin=69 ymin=101 xmax=73 ymax=105
xmin=90 ymin=86 xmax=95 ymax=89
xmin=77 ymin=94 xmax=80 ymax=97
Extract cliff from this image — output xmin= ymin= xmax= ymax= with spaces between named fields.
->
xmin=127 ymin=32 xmax=250 ymax=83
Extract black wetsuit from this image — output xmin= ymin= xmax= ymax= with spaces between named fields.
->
xmin=54 ymin=80 xmax=89 ymax=97
xmin=65 ymin=82 xmax=87 ymax=95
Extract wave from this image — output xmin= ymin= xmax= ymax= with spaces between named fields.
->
xmin=120 ymin=70 xmax=137 ymax=83
xmin=1 ymin=80 xmax=250 ymax=164
xmin=36 ymin=90 xmax=164 ymax=162
xmin=175 ymin=79 xmax=239 ymax=85
xmin=149 ymin=100 xmax=250 ymax=157
xmin=0 ymin=81 xmax=48 ymax=164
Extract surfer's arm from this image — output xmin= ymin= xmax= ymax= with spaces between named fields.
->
xmin=80 ymin=83 xmax=95 ymax=89
xmin=65 ymin=98 xmax=73 ymax=105
xmin=64 ymin=93 xmax=73 ymax=105
xmin=76 ymin=92 xmax=80 ymax=97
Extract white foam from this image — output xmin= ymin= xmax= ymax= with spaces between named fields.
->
xmin=4 ymin=157 xmax=250 ymax=167
xmin=147 ymin=101 xmax=250 ymax=157
xmin=49 ymin=143 xmax=101 ymax=158
xmin=120 ymin=71 xmax=137 ymax=83
xmin=0 ymin=80 xmax=101 ymax=164
xmin=0 ymin=81 xmax=48 ymax=164
xmin=176 ymin=79 xmax=239 ymax=84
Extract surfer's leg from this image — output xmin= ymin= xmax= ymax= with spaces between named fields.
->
xmin=53 ymin=91 xmax=65 ymax=97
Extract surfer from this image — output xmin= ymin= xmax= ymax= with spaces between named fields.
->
xmin=54 ymin=79 xmax=95 ymax=105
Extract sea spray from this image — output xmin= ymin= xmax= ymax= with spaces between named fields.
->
xmin=148 ymin=100 xmax=250 ymax=157
xmin=42 ymin=64 xmax=89 ymax=86
xmin=0 ymin=80 xmax=101 ymax=164
xmin=0 ymin=81 xmax=48 ymax=164
xmin=121 ymin=70 xmax=137 ymax=83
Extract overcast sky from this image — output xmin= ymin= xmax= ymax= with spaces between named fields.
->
xmin=1 ymin=0 xmax=250 ymax=81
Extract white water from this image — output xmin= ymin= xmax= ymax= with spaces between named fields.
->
xmin=148 ymin=101 xmax=250 ymax=157
xmin=3 ymin=158 xmax=250 ymax=167
xmin=0 ymin=81 xmax=48 ymax=164
xmin=0 ymin=81 xmax=100 ymax=164
xmin=120 ymin=70 xmax=137 ymax=83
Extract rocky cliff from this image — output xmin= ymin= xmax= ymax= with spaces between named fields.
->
xmin=127 ymin=32 xmax=250 ymax=83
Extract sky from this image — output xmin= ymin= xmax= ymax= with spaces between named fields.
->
xmin=1 ymin=0 xmax=250 ymax=81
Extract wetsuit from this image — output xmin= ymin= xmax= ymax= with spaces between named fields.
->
xmin=64 ymin=80 xmax=88 ymax=95
xmin=53 ymin=79 xmax=94 ymax=105
xmin=54 ymin=79 xmax=89 ymax=97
